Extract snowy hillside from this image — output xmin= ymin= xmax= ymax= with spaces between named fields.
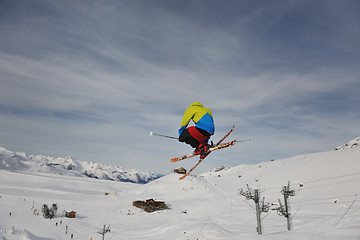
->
xmin=0 ymin=146 xmax=161 ymax=184
xmin=0 ymin=138 xmax=360 ymax=239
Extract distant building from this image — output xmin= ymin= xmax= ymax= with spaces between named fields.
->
xmin=65 ymin=211 xmax=76 ymax=218
xmin=133 ymin=199 xmax=170 ymax=213
xmin=174 ymin=167 xmax=187 ymax=174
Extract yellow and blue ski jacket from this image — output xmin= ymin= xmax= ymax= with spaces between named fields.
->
xmin=179 ymin=102 xmax=215 ymax=136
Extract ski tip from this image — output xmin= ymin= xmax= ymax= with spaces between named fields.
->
xmin=179 ymin=175 xmax=187 ymax=180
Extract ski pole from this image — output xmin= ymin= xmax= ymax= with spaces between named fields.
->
xmin=237 ymin=138 xmax=253 ymax=142
xmin=148 ymin=132 xmax=178 ymax=140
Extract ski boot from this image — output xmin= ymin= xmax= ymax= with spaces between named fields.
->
xmin=194 ymin=143 xmax=210 ymax=158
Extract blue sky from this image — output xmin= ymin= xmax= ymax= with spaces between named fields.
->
xmin=1 ymin=0 xmax=359 ymax=174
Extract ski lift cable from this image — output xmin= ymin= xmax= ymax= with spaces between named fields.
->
xmin=333 ymin=194 xmax=358 ymax=229
xmin=261 ymin=172 xmax=360 ymax=193
xmin=292 ymin=193 xmax=360 ymax=204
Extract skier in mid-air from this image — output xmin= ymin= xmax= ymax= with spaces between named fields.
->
xmin=178 ymin=102 xmax=215 ymax=157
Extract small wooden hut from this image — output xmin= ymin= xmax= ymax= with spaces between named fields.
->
xmin=174 ymin=167 xmax=187 ymax=174
xmin=65 ymin=211 xmax=76 ymax=218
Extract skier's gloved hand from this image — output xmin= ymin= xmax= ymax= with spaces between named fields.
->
xmin=178 ymin=126 xmax=186 ymax=142
xmin=178 ymin=126 xmax=186 ymax=137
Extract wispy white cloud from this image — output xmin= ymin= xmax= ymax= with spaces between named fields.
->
xmin=1 ymin=0 xmax=359 ymax=173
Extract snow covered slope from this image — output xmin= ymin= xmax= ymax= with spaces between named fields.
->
xmin=0 ymin=146 xmax=161 ymax=184
xmin=0 ymin=138 xmax=359 ymax=239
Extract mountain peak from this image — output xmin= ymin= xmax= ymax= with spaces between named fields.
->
xmin=334 ymin=137 xmax=360 ymax=150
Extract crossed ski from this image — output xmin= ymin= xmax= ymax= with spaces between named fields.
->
xmin=170 ymin=125 xmax=252 ymax=180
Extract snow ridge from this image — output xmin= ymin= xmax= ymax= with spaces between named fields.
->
xmin=0 ymin=146 xmax=161 ymax=184
xmin=335 ymin=137 xmax=360 ymax=150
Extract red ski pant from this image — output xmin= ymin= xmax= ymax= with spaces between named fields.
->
xmin=179 ymin=126 xmax=209 ymax=148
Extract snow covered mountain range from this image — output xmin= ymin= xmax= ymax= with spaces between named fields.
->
xmin=0 ymin=146 xmax=161 ymax=184
xmin=1 ymin=136 xmax=359 ymax=184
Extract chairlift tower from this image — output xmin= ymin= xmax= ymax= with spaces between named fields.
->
xmin=275 ymin=181 xmax=296 ymax=230
xmin=240 ymin=184 xmax=270 ymax=235
xmin=97 ymin=225 xmax=111 ymax=240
